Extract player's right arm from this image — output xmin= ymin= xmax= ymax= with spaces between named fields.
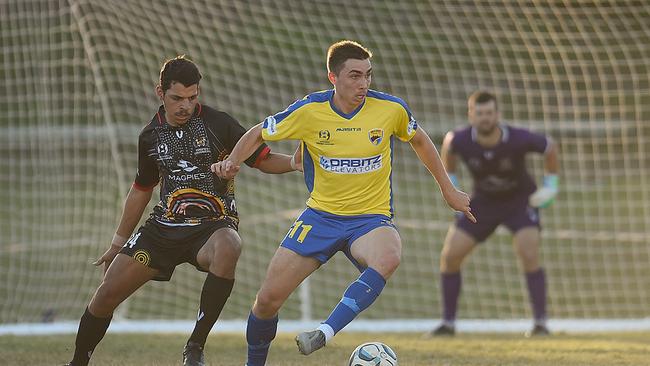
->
xmin=409 ymin=128 xmax=475 ymax=223
xmin=93 ymin=186 xmax=153 ymax=273
xmin=94 ymin=130 xmax=158 ymax=273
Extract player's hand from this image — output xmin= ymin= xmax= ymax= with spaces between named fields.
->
xmin=529 ymin=187 xmax=557 ymax=208
xmin=443 ymin=188 xmax=476 ymax=223
xmin=529 ymin=174 xmax=558 ymax=208
xmin=211 ymin=159 xmax=240 ymax=179
xmin=93 ymin=244 xmax=122 ymax=274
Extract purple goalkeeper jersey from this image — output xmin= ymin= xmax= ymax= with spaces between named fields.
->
xmin=450 ymin=124 xmax=549 ymax=198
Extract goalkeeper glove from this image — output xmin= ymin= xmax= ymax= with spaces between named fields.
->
xmin=529 ymin=174 xmax=558 ymax=208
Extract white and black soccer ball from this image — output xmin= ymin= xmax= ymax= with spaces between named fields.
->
xmin=348 ymin=342 xmax=398 ymax=366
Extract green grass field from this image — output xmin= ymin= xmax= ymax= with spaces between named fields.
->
xmin=1 ymin=332 xmax=649 ymax=366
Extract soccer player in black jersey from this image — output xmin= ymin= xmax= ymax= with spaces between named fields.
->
xmin=64 ymin=56 xmax=299 ymax=366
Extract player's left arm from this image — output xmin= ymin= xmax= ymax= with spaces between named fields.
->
xmin=529 ymin=136 xmax=560 ymax=208
xmin=212 ymin=122 xmax=299 ymax=177
xmin=409 ymin=128 xmax=476 ymax=223
xmin=213 ymin=100 xmax=306 ymax=178
xmin=255 ymin=146 xmax=302 ymax=174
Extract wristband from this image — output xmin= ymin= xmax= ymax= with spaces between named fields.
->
xmin=290 ymin=155 xmax=297 ymax=171
xmin=111 ymin=233 xmax=128 ymax=247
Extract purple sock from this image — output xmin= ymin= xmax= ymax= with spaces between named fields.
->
xmin=441 ymin=272 xmax=461 ymax=323
xmin=525 ymin=268 xmax=547 ymax=323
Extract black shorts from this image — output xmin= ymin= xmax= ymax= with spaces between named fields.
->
xmin=119 ymin=216 xmax=238 ymax=281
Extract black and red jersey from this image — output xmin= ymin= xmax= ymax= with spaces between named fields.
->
xmin=134 ymin=104 xmax=269 ymax=225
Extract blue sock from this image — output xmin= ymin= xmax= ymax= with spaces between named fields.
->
xmin=246 ymin=312 xmax=278 ymax=366
xmin=324 ymin=267 xmax=386 ymax=334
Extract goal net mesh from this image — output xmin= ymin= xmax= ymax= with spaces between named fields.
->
xmin=1 ymin=0 xmax=648 ymax=326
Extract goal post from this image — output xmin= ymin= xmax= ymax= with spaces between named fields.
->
xmin=1 ymin=1 xmax=649 ymax=333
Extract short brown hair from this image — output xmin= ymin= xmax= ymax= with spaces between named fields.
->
xmin=468 ymin=90 xmax=498 ymax=110
xmin=159 ymin=55 xmax=202 ymax=93
xmin=327 ymin=40 xmax=372 ymax=75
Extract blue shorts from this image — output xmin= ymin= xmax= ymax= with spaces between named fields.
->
xmin=456 ymin=193 xmax=540 ymax=243
xmin=280 ymin=208 xmax=396 ymax=271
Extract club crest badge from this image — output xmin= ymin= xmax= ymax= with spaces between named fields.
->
xmin=194 ymin=135 xmax=207 ymax=147
xmin=368 ymin=128 xmax=384 ymax=145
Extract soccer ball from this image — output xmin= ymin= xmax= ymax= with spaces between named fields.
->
xmin=348 ymin=342 xmax=398 ymax=366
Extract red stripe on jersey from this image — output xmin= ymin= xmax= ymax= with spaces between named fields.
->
xmin=156 ymin=112 xmax=163 ymax=125
xmin=132 ymin=181 xmax=158 ymax=191
xmin=253 ymin=145 xmax=271 ymax=168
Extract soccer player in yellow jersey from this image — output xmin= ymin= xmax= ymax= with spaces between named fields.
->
xmin=212 ymin=40 xmax=475 ymax=365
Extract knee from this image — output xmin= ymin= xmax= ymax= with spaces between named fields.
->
xmin=89 ymin=282 xmax=120 ymax=317
xmin=518 ymin=250 xmax=539 ymax=272
xmin=254 ymin=289 xmax=283 ymax=318
xmin=373 ymin=250 xmax=401 ymax=279
xmin=208 ymin=236 xmax=242 ymax=269
xmin=216 ymin=237 xmax=242 ymax=261
xmin=440 ymin=249 xmax=464 ymax=272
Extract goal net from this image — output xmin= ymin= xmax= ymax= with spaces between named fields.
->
xmin=1 ymin=0 xmax=649 ymax=333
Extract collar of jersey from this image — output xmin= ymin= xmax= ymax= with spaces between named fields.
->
xmin=328 ymin=91 xmax=366 ymax=120
xmin=471 ymin=124 xmax=510 ymax=144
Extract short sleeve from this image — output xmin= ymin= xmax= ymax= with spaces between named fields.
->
xmin=222 ymin=112 xmax=271 ymax=168
xmin=133 ymin=130 xmax=160 ymax=191
xmin=261 ymin=97 xmax=309 ymax=141
xmin=394 ymin=101 xmax=418 ymax=142
xmin=524 ymin=130 xmax=549 ymax=154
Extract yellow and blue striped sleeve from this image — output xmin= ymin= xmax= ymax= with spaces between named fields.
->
xmin=394 ymin=100 xmax=418 ymax=142
xmin=261 ymin=97 xmax=311 ymax=141
xmin=367 ymin=90 xmax=418 ymax=142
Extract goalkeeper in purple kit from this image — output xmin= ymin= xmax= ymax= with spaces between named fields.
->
xmin=428 ymin=91 xmax=559 ymax=337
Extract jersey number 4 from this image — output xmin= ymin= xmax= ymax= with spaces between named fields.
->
xmin=287 ymin=221 xmax=312 ymax=243
xmin=125 ymin=232 xmax=142 ymax=248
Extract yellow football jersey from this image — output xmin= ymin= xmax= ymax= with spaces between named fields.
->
xmin=261 ymin=89 xmax=418 ymax=217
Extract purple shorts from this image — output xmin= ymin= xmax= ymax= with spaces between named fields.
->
xmin=456 ymin=193 xmax=540 ymax=243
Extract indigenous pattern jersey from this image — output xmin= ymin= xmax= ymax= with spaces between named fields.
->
xmin=134 ymin=104 xmax=269 ymax=226
xmin=261 ymin=89 xmax=418 ymax=217
xmin=450 ymin=124 xmax=549 ymax=198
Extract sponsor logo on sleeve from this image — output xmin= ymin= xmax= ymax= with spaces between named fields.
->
xmin=264 ymin=116 xmax=277 ymax=135
xmin=407 ymin=115 xmax=418 ymax=135
xmin=406 ymin=116 xmax=418 ymax=135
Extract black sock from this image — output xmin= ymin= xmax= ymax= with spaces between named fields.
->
xmin=187 ymin=273 xmax=235 ymax=347
xmin=70 ymin=307 xmax=112 ymax=366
